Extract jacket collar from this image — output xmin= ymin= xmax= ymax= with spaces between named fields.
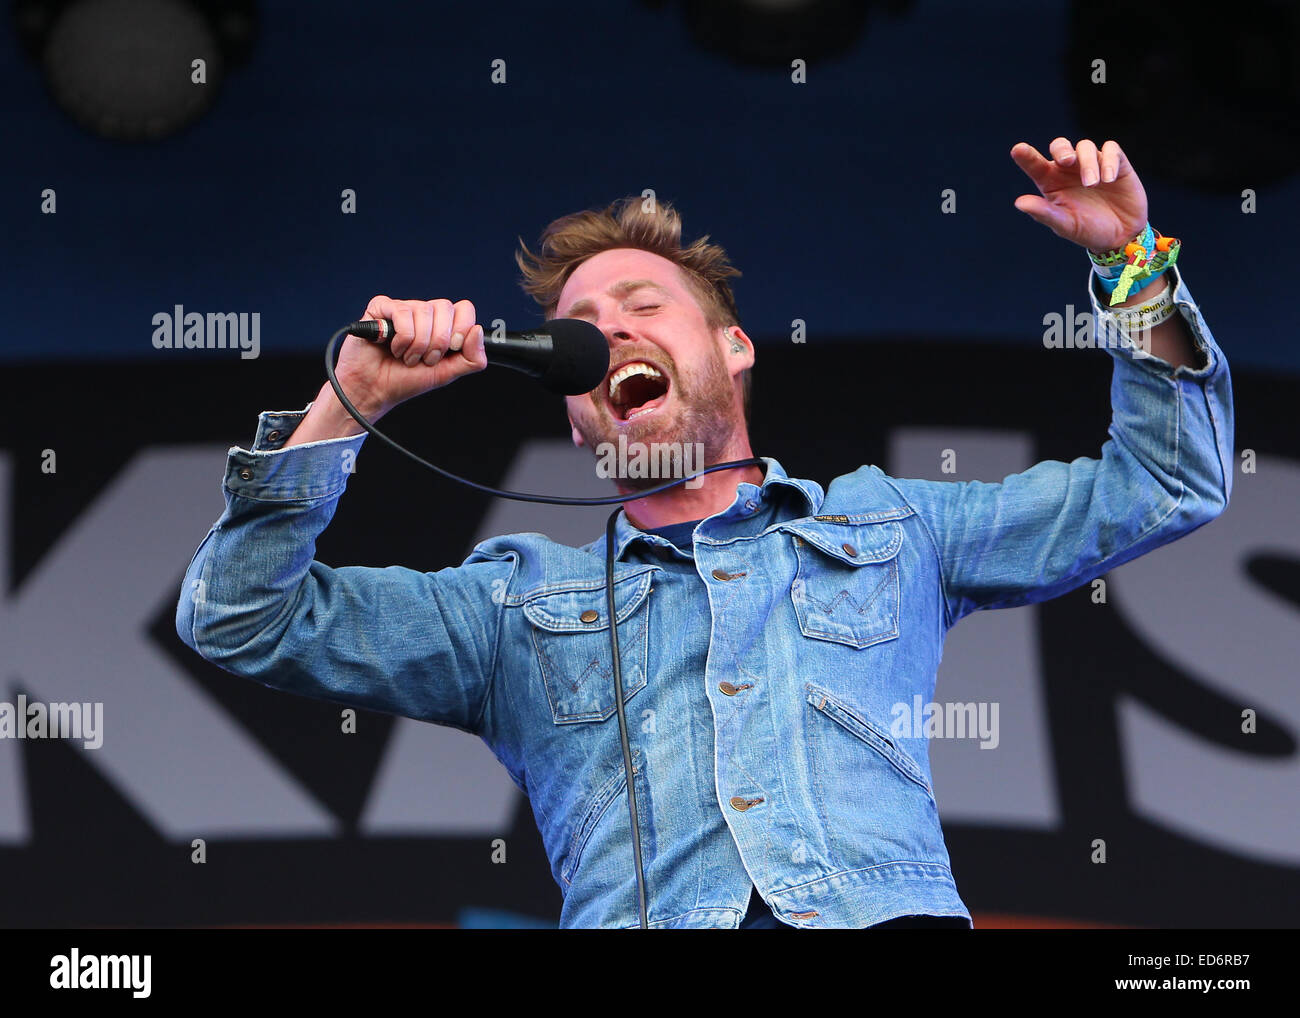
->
xmin=608 ymin=456 xmax=824 ymax=560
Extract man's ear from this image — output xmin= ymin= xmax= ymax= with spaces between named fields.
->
xmin=724 ymin=326 xmax=756 ymax=374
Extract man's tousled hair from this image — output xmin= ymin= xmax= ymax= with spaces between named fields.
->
xmin=515 ymin=196 xmax=752 ymax=427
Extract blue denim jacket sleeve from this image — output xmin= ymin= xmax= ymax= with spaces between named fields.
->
xmin=877 ymin=264 xmax=1234 ymax=628
xmin=174 ymin=404 xmax=512 ymax=734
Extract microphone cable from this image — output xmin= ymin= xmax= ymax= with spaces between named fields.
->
xmin=326 ymin=325 xmax=766 ymax=929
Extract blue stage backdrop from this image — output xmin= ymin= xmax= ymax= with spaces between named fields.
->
xmin=1 ymin=0 xmax=1297 ymax=927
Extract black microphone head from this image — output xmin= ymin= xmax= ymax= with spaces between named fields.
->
xmin=540 ymin=318 xmax=611 ymax=396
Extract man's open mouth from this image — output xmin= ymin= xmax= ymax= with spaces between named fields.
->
xmin=607 ymin=360 xmax=671 ymax=422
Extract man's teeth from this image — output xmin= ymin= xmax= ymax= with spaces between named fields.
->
xmin=608 ymin=362 xmax=663 ymax=402
xmin=626 ymin=404 xmax=658 ymax=420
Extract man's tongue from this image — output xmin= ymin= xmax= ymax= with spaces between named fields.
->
xmin=615 ymin=372 xmax=671 ymax=420
xmin=624 ymin=392 xmax=668 ymax=420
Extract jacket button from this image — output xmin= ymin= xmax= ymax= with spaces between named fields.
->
xmin=712 ymin=568 xmax=732 ymax=581
xmin=238 ymin=468 xmax=252 ymax=480
xmin=579 ymin=609 xmax=599 ymax=623
xmin=729 ymin=795 xmax=764 ymax=811
xmin=719 ymin=681 xmax=738 ymax=696
xmin=267 ymin=430 xmax=281 ymax=441
xmin=842 ymin=543 xmax=857 ymax=557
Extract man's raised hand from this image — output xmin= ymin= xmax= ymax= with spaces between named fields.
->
xmin=1010 ymin=137 xmax=1149 ymax=254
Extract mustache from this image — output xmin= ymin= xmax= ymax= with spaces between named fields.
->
xmin=599 ymin=349 xmax=678 ymax=390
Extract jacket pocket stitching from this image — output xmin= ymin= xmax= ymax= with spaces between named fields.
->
xmin=793 ymin=543 xmax=901 ymax=649
xmin=561 ymin=755 xmax=637 ymax=887
xmin=781 ymin=519 xmax=904 ymax=564
xmin=525 ymin=572 xmax=653 ymax=724
xmin=521 ymin=570 xmax=654 ymax=631
xmin=531 ymin=606 xmax=649 ymax=724
xmin=805 ymin=685 xmax=930 ymax=793
xmin=803 ymin=560 xmax=893 ymax=622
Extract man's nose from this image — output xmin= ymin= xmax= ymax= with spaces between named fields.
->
xmin=595 ymin=307 xmax=635 ymax=344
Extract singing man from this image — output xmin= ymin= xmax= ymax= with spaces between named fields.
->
xmin=177 ymin=137 xmax=1233 ymax=928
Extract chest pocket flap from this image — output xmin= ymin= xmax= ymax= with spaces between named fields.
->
xmin=781 ymin=515 xmax=907 ymax=649
xmin=522 ymin=568 xmax=656 ymax=723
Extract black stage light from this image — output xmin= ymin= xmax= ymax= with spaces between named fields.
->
xmin=12 ymin=0 xmax=257 ymax=141
xmin=645 ymin=0 xmax=914 ymax=67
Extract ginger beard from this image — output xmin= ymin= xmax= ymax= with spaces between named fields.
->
xmin=569 ymin=338 xmax=741 ymax=492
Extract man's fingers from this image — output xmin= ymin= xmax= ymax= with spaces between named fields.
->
xmin=423 ymin=299 xmax=453 ymax=366
xmin=1075 ymin=138 xmax=1100 ymax=186
xmin=1048 ymin=136 xmax=1076 ymax=167
xmin=363 ymin=295 xmax=391 ymax=322
xmin=390 ymin=305 xmax=416 ymax=362
xmin=449 ymin=324 xmax=488 ymax=377
xmin=1010 ymin=141 xmax=1051 ymax=175
xmin=1014 ymin=193 xmax=1070 ymax=236
xmin=1010 ymin=141 xmax=1070 ymax=193
xmin=1100 ymin=140 xmax=1118 ymax=182
xmin=1100 ymin=140 xmax=1127 ymax=183
xmin=428 ymin=324 xmax=486 ymax=388
xmin=1014 ymin=193 xmax=1048 ymax=222
xmin=344 ymin=295 xmax=489 ymax=413
xmin=449 ymin=299 xmax=477 ymax=354
xmin=408 ymin=303 xmax=434 ymax=367
xmin=468 ymin=323 xmax=487 ymax=369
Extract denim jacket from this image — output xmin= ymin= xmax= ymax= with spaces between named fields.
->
xmin=176 ymin=266 xmax=1233 ymax=928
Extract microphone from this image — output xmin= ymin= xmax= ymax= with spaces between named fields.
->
xmin=346 ymin=317 xmax=609 ymax=396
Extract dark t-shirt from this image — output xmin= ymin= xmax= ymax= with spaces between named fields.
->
xmin=642 ymin=518 xmax=702 ymax=552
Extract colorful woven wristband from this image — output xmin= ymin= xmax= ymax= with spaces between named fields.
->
xmin=1089 ymin=222 xmax=1180 ymax=306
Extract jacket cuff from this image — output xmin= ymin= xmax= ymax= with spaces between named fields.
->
xmin=224 ymin=403 xmax=367 ymax=501
xmin=1089 ymin=264 xmax=1221 ymax=382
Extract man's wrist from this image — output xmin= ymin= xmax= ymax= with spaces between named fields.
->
xmin=319 ymin=380 xmax=383 ymax=430
xmin=1088 ymin=222 xmax=1153 ymax=265
xmin=283 ymin=383 xmax=382 ymax=447
xmin=1087 ymin=221 xmax=1180 ymax=306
